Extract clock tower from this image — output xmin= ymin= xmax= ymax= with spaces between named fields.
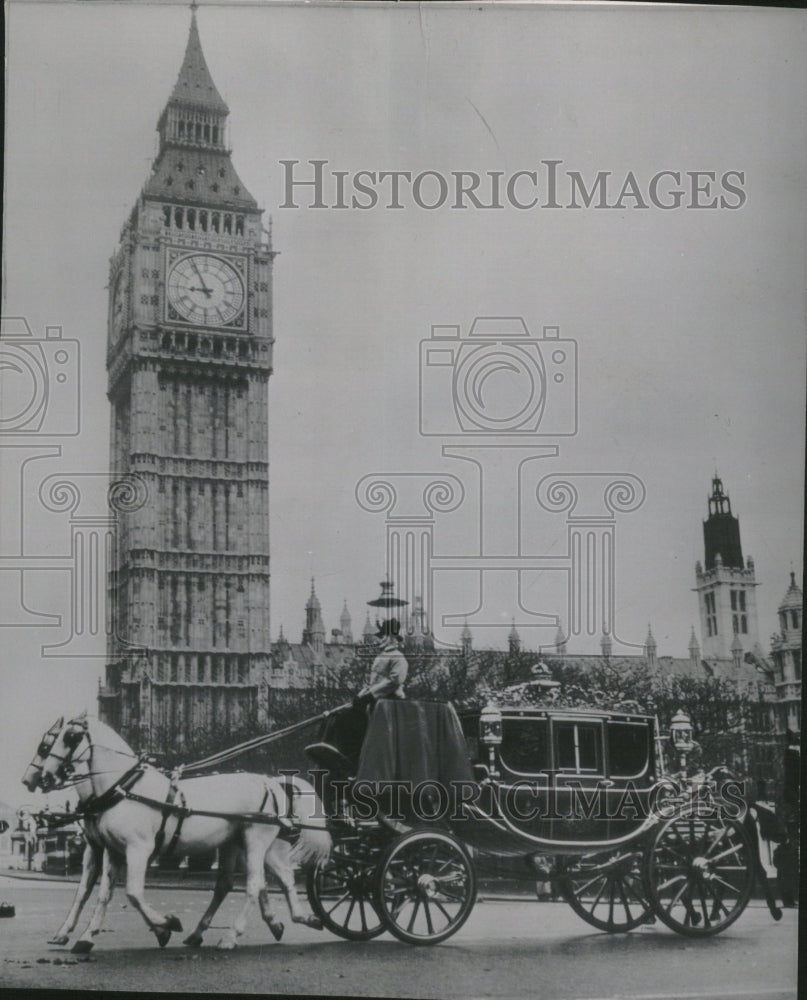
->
xmin=100 ymin=10 xmax=274 ymax=751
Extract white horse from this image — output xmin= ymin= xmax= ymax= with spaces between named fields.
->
xmin=33 ymin=714 xmax=331 ymax=951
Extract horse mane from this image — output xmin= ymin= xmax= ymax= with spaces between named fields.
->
xmin=76 ymin=715 xmax=136 ymax=757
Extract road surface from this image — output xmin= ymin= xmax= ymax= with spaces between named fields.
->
xmin=0 ymin=875 xmax=798 ymax=998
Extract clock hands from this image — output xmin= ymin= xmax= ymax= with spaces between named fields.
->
xmin=190 ymin=258 xmax=213 ymax=297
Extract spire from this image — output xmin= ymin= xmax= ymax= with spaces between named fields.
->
xmin=362 ymin=611 xmax=374 ymax=644
xmin=303 ymin=578 xmax=325 ymax=652
xmin=554 ymin=623 xmax=567 ymax=656
xmin=600 ymin=627 xmax=612 ymax=658
xmin=168 ymin=9 xmax=228 ymax=115
xmin=688 ymin=626 xmax=700 ymax=665
xmin=703 ymin=474 xmax=744 ymax=570
xmin=460 ymin=618 xmax=473 ymax=656
xmin=340 ymin=600 xmax=353 ymax=644
xmin=644 ymin=625 xmax=657 ymax=665
xmin=508 ymin=619 xmax=521 ymax=654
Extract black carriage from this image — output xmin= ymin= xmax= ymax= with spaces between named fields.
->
xmin=304 ymin=698 xmax=760 ymax=945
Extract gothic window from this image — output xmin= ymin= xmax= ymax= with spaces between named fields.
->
xmin=212 ymin=126 xmax=219 ymax=144
xmin=705 ymin=592 xmax=717 ymax=636
xmin=163 ymin=206 xmax=171 ymax=227
xmin=235 ymin=216 xmax=244 ymax=236
xmin=176 ymin=161 xmax=184 ymax=172
xmin=199 ymin=210 xmax=208 ymax=232
xmin=174 ymin=207 xmax=183 ymax=229
xmin=187 ymin=208 xmax=196 ymax=229
xmin=211 ymin=212 xmax=220 ymax=233
xmin=730 ymin=590 xmax=747 ymax=634
xmin=791 ymin=609 xmax=800 ymax=630
xmin=219 ymin=167 xmax=226 ymax=178
xmin=223 ymin=214 xmax=232 ymax=234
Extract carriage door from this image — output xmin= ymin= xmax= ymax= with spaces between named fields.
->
xmin=551 ymin=719 xmax=605 ymax=841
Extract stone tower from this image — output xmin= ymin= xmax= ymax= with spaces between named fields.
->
xmin=99 ymin=11 xmax=275 ymax=751
xmin=693 ymin=476 xmax=760 ymax=660
xmin=302 ymin=579 xmax=326 ymax=654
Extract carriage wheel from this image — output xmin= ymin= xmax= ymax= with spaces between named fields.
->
xmin=375 ymin=830 xmax=476 ymax=946
xmin=306 ymin=836 xmax=385 ymax=941
xmin=558 ymin=849 xmax=653 ymax=933
xmin=642 ymin=812 xmax=755 ymax=938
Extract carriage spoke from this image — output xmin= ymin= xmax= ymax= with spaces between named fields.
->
xmin=406 ymin=899 xmax=421 ymax=933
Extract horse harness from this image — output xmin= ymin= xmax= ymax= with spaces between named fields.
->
xmin=72 ymin=764 xmax=307 ymax=860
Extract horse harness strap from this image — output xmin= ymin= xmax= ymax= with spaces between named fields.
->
xmin=149 ymin=774 xmax=187 ymax=864
xmin=77 ymin=762 xmax=146 ymax=819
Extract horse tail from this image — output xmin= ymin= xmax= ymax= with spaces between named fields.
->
xmin=287 ymin=777 xmax=331 ymax=869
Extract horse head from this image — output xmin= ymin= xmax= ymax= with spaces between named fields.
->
xmin=21 ymin=717 xmax=64 ymax=791
xmin=37 ymin=716 xmax=91 ymax=792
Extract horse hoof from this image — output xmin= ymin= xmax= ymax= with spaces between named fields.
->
xmin=164 ymin=914 xmax=183 ymax=933
xmin=294 ymin=915 xmax=322 ymax=930
xmin=183 ymin=934 xmax=204 ymax=948
xmin=269 ymin=921 xmax=284 ymax=942
xmin=216 ymin=938 xmax=236 ymax=951
xmin=49 ymin=935 xmax=69 ymax=946
xmin=154 ymin=927 xmax=172 ymax=948
xmin=71 ymin=940 xmax=94 ymax=955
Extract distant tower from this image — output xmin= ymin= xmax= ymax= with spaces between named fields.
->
xmin=770 ymin=571 xmax=803 ymax=735
xmin=688 ymin=626 xmax=700 ymax=667
xmin=339 ymin=600 xmax=353 ymax=644
xmin=554 ymin=623 xmax=567 ymax=656
xmin=99 ymin=10 xmax=274 ymax=751
xmin=302 ymin=579 xmax=325 ymax=654
xmin=694 ymin=476 xmax=760 ymax=659
xmin=362 ymin=612 xmax=375 ymax=644
xmin=644 ymin=625 xmax=657 ymax=667
xmin=600 ymin=627 xmax=612 ymax=659
xmin=460 ymin=619 xmax=473 ymax=657
xmin=508 ymin=620 xmax=521 ymax=654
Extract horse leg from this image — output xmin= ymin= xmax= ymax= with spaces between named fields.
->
xmin=265 ymin=839 xmax=322 ymax=930
xmin=71 ymin=848 xmax=123 ymax=954
xmin=50 ymin=841 xmax=102 ymax=945
xmin=217 ymin=833 xmax=267 ymax=950
xmin=123 ymin=844 xmax=183 ymax=948
xmin=183 ymin=847 xmax=236 ymax=947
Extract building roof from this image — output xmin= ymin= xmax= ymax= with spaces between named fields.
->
xmin=167 ymin=12 xmax=229 ymax=115
xmin=779 ymin=571 xmax=803 ymax=612
xmin=143 ymin=146 xmax=258 ymax=210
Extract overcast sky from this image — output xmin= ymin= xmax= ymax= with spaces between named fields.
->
xmin=1 ymin=1 xmax=805 ymax=805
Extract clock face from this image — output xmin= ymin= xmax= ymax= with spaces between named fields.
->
xmin=166 ymin=253 xmax=245 ymax=327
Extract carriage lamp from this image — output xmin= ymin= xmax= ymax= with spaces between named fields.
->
xmin=480 ymin=703 xmax=503 ymax=779
xmin=670 ymin=709 xmax=695 ymax=772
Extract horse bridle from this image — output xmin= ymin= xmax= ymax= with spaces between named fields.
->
xmin=41 ymin=718 xmax=91 ymax=787
xmin=25 ymin=717 xmax=64 ymax=777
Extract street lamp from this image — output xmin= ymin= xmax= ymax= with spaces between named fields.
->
xmin=670 ymin=708 xmax=695 ymax=773
xmin=479 ymin=703 xmax=503 ymax=779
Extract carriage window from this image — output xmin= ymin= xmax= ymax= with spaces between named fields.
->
xmin=608 ymin=722 xmax=649 ymax=779
xmin=555 ymin=722 xmax=601 ymax=773
xmin=499 ymin=719 xmax=549 ymax=774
